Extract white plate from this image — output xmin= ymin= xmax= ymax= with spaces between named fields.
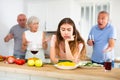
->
xmin=78 ymin=61 xmax=89 ymax=66
xmin=54 ymin=64 xmax=78 ymax=70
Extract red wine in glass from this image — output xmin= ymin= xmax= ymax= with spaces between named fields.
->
xmin=104 ymin=62 xmax=112 ymax=71
xmin=89 ymin=35 xmax=94 ymax=45
xmin=31 ymin=50 xmax=38 ymax=55
xmin=92 ymin=40 xmax=94 ymax=45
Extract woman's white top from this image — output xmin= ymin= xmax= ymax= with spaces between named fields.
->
xmin=24 ymin=30 xmax=45 ymax=62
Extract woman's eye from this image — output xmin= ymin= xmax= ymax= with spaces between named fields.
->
xmin=67 ymin=29 xmax=71 ymax=31
xmin=61 ymin=29 xmax=65 ymax=31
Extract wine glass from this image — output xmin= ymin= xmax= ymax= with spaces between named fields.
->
xmin=89 ymin=34 xmax=94 ymax=44
xmin=104 ymin=52 xmax=112 ymax=72
xmin=29 ymin=43 xmax=40 ymax=57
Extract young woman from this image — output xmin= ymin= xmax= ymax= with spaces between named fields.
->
xmin=21 ymin=16 xmax=47 ymax=62
xmin=50 ymin=18 xmax=86 ymax=64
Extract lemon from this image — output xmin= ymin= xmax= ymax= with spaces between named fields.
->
xmin=27 ymin=59 xmax=35 ymax=66
xmin=35 ymin=59 xmax=43 ymax=67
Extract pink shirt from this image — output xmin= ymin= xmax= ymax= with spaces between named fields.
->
xmin=50 ymin=35 xmax=83 ymax=59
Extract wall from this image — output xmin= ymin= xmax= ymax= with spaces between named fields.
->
xmin=26 ymin=0 xmax=81 ymax=31
xmin=0 ymin=0 xmax=25 ymax=56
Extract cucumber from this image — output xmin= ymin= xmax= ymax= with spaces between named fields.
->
xmin=84 ymin=62 xmax=93 ymax=66
xmin=58 ymin=60 xmax=72 ymax=63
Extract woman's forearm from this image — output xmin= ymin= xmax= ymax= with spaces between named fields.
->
xmin=65 ymin=40 xmax=74 ymax=60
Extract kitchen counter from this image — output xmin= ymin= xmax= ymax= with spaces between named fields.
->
xmin=0 ymin=62 xmax=120 ymax=80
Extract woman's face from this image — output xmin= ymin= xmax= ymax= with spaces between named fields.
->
xmin=60 ymin=23 xmax=73 ymax=40
xmin=29 ymin=22 xmax=39 ymax=32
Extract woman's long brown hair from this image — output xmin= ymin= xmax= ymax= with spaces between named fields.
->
xmin=55 ymin=18 xmax=86 ymax=60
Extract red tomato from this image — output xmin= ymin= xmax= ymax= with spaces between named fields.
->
xmin=7 ymin=56 xmax=16 ymax=64
xmin=15 ymin=59 xmax=25 ymax=65
xmin=21 ymin=59 xmax=26 ymax=64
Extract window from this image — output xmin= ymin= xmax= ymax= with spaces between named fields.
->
xmin=80 ymin=2 xmax=110 ymax=41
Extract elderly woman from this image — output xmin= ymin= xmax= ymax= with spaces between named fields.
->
xmin=21 ymin=16 xmax=47 ymax=62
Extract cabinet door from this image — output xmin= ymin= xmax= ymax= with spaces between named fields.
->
xmin=26 ymin=1 xmax=46 ymax=31
xmin=45 ymin=1 xmax=70 ymax=31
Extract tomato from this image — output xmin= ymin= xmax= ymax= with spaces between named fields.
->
xmin=21 ymin=59 xmax=26 ymax=64
xmin=7 ymin=56 xmax=16 ymax=64
xmin=15 ymin=59 xmax=25 ymax=65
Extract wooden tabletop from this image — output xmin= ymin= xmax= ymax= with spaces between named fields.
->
xmin=0 ymin=62 xmax=120 ymax=80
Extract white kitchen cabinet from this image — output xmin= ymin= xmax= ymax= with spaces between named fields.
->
xmin=0 ymin=71 xmax=62 ymax=80
xmin=26 ymin=0 xmax=80 ymax=31
xmin=45 ymin=0 xmax=81 ymax=31
xmin=26 ymin=0 xmax=47 ymax=31
xmin=45 ymin=0 xmax=71 ymax=31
